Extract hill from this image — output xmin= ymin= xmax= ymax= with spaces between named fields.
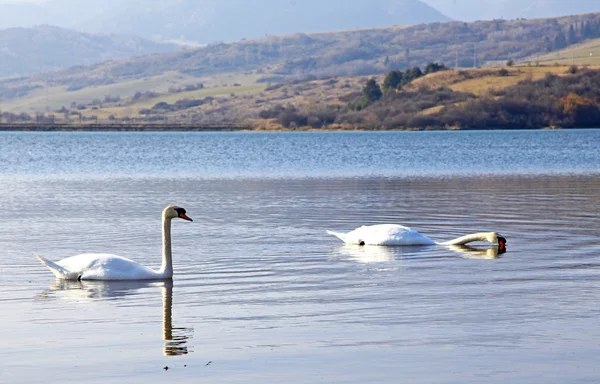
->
xmin=3 ymin=12 xmax=600 ymax=119
xmin=0 ymin=25 xmax=179 ymax=77
xmin=5 ymin=64 xmax=600 ymax=131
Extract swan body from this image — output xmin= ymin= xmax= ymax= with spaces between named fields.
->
xmin=35 ymin=205 xmax=192 ymax=281
xmin=327 ymin=224 xmax=436 ymax=246
xmin=327 ymin=224 xmax=506 ymax=249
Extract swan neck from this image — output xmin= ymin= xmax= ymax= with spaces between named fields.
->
xmin=443 ymin=232 xmax=496 ymax=246
xmin=161 ymin=215 xmax=173 ymax=278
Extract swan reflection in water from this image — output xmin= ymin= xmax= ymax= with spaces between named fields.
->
xmin=335 ymin=243 xmax=505 ymax=263
xmin=38 ymin=279 xmax=193 ymax=356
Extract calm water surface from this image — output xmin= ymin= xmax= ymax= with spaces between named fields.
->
xmin=1 ymin=130 xmax=600 ymax=383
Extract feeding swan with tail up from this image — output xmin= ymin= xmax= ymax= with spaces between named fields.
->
xmin=327 ymin=224 xmax=506 ymax=251
xmin=35 ymin=205 xmax=192 ymax=281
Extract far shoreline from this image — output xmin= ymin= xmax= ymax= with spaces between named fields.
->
xmin=0 ymin=123 xmax=593 ymax=132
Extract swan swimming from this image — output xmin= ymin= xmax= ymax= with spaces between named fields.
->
xmin=327 ymin=224 xmax=507 ymax=251
xmin=35 ymin=205 xmax=193 ymax=281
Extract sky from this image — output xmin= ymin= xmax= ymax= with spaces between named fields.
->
xmin=0 ymin=0 xmax=45 ymax=3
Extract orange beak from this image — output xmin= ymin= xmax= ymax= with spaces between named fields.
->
xmin=179 ymin=213 xmax=193 ymax=222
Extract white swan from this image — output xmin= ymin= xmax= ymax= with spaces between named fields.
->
xmin=35 ymin=205 xmax=193 ymax=281
xmin=327 ymin=224 xmax=507 ymax=250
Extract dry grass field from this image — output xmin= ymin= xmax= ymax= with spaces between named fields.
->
xmin=409 ymin=65 xmax=600 ymax=96
xmin=407 ymin=64 xmax=600 ymax=116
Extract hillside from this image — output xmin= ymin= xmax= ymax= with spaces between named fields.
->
xmin=3 ymin=12 xmax=600 ymax=120
xmin=337 ymin=65 xmax=600 ymax=130
xmin=2 ymin=13 xmax=597 ymax=99
xmin=4 ymin=64 xmax=600 ymax=131
xmin=0 ymin=26 xmax=179 ymax=77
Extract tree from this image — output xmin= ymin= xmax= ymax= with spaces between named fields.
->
xmin=506 ymin=59 xmax=515 ymax=67
xmin=567 ymin=24 xmax=578 ymax=45
xmin=382 ymin=70 xmax=403 ymax=92
xmin=560 ymin=93 xmax=600 ymax=127
xmin=554 ymin=30 xmax=567 ymax=50
xmin=543 ymin=36 xmax=552 ymax=52
xmin=402 ymin=67 xmax=423 ymax=85
xmin=362 ymin=78 xmax=382 ymax=103
xmin=424 ymin=62 xmax=447 ymax=75
xmin=353 ymin=78 xmax=383 ymax=110
xmin=567 ymin=65 xmax=579 ymax=74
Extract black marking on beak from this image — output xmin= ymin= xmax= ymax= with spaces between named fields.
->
xmin=174 ymin=207 xmax=193 ymax=222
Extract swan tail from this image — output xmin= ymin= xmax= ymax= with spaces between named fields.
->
xmin=34 ymin=254 xmax=78 ymax=280
xmin=327 ymin=230 xmax=349 ymax=243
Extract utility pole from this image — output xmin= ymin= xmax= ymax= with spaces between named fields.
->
xmin=455 ymin=50 xmax=459 ymax=69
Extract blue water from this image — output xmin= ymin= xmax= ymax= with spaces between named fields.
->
xmin=1 ymin=129 xmax=600 ymax=384
xmin=0 ymin=129 xmax=598 ymax=178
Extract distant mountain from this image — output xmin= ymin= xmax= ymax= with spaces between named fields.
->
xmin=77 ymin=0 xmax=450 ymax=43
xmin=0 ymin=25 xmax=178 ymax=77
xmin=0 ymin=0 xmax=124 ymax=29
xmin=422 ymin=0 xmax=600 ymax=21
xmin=0 ymin=0 xmax=450 ymax=44
xmin=25 ymin=12 xmax=600 ymax=90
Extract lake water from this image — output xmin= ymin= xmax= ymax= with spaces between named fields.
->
xmin=1 ymin=130 xmax=600 ymax=383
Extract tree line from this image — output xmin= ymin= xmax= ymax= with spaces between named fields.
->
xmin=552 ymin=20 xmax=600 ymax=51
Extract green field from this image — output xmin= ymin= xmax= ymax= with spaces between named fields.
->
xmin=521 ymin=38 xmax=600 ymax=66
xmin=128 ymin=83 xmax=266 ymax=109
xmin=0 ymin=72 xmax=262 ymax=114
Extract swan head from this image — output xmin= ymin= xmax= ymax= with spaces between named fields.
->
xmin=163 ymin=205 xmax=193 ymax=222
xmin=486 ymin=232 xmax=507 ymax=251
xmin=497 ymin=235 xmax=507 ymax=252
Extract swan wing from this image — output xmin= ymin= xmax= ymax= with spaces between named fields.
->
xmin=329 ymin=224 xmax=436 ymax=246
xmin=35 ymin=254 xmax=81 ymax=280
xmin=41 ymin=253 xmax=162 ymax=281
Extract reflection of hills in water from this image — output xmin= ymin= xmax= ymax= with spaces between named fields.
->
xmin=38 ymin=280 xmax=193 ymax=356
xmin=335 ymin=243 xmax=503 ymax=263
